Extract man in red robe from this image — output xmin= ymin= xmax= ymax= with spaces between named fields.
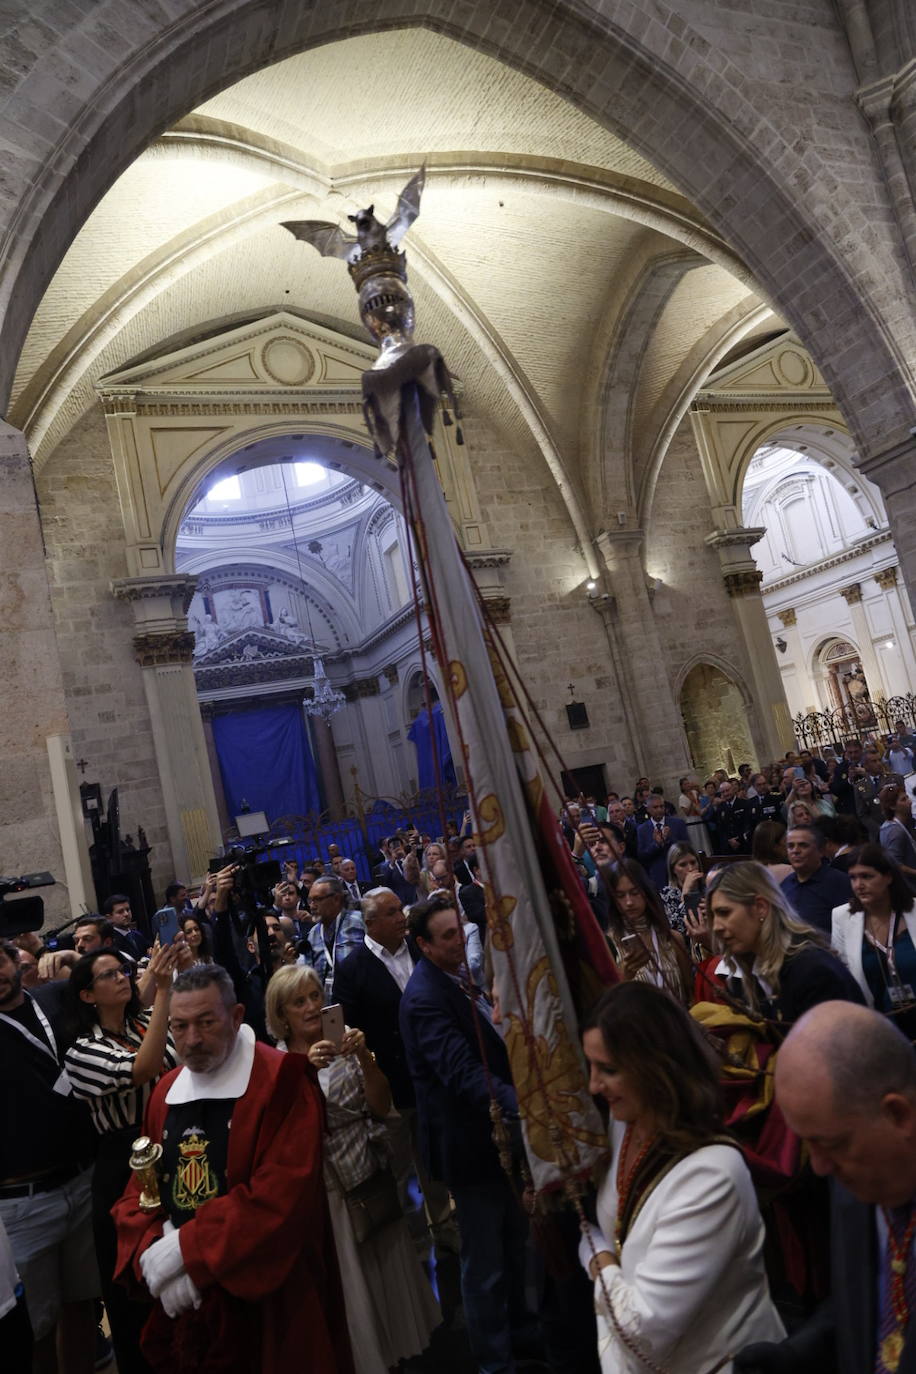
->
xmin=112 ymin=964 xmax=352 ymax=1374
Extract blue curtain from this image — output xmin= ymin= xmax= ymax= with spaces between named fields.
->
xmin=212 ymin=703 xmax=320 ymax=825
xmin=407 ymin=701 xmax=456 ymax=790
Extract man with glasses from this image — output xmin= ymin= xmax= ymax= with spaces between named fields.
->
xmin=300 ymin=877 xmax=366 ymax=1000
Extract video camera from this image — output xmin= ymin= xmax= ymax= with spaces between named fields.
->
xmin=0 ymin=872 xmax=56 ymax=938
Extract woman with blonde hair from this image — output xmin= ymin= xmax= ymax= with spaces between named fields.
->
xmin=418 ymin=841 xmax=447 ymax=895
xmin=707 ymin=861 xmax=863 ymax=1028
xmin=266 ymin=964 xmax=439 ymax=1374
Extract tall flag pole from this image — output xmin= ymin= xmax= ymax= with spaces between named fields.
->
xmin=283 ymin=172 xmax=616 ymax=1192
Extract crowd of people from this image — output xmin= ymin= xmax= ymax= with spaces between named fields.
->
xmin=2 ymin=730 xmax=916 ymax=1373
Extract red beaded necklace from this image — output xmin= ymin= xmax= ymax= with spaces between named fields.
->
xmin=615 ymin=1123 xmax=656 ymax=1253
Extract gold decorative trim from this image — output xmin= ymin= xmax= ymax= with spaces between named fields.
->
xmin=841 ymin=583 xmax=863 ymax=605
xmin=875 ymin=566 xmax=899 ymax=591
xmin=483 ymin=594 xmax=512 ymax=625
xmin=777 ymin=608 xmax=797 ymax=627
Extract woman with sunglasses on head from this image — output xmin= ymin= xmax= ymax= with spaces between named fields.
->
xmin=64 ymin=944 xmax=179 ymax=1374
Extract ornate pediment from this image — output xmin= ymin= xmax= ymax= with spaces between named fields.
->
xmin=700 ymin=334 xmax=830 ymax=401
xmin=192 ymin=627 xmax=319 ymax=691
xmin=96 ymin=311 xmax=374 ymax=405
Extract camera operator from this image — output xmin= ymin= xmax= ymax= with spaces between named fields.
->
xmin=207 ymin=863 xmax=272 ymax=1039
xmin=0 ymin=939 xmax=99 ymax=1373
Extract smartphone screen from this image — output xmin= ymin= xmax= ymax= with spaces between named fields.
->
xmin=320 ymin=1003 xmax=345 ymax=1049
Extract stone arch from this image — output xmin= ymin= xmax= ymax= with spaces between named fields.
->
xmin=733 ymin=418 xmax=886 ymax=527
xmin=2 ymin=2 xmax=914 ymax=470
xmin=677 ymin=656 xmax=757 ymax=778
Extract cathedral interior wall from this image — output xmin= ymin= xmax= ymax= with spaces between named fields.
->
xmin=36 ymin=406 xmax=173 ymax=895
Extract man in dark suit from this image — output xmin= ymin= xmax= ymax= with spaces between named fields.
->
xmin=636 ymin=793 xmax=688 ymax=888
xmin=379 ymin=835 xmax=420 ymax=906
xmin=457 ymin=853 xmax=487 ymax=932
xmin=400 ymin=894 xmax=538 ymax=1372
xmin=333 ymin=887 xmax=454 ymax=1245
xmin=338 ymin=858 xmax=371 ymax=910
xmin=715 ymin=779 xmax=753 ymax=854
xmin=736 ymin=1002 xmax=916 ymax=1373
xmin=854 ymin=747 xmax=905 ymax=842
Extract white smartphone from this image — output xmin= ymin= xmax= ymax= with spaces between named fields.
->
xmin=320 ymin=1003 xmax=345 ymax=1049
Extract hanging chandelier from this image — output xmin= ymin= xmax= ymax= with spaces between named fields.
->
xmin=280 ymin=465 xmax=346 ymax=722
xmin=306 ymin=655 xmax=345 ymax=722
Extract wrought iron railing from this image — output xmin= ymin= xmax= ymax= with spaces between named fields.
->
xmin=792 ymin=694 xmax=916 ymax=751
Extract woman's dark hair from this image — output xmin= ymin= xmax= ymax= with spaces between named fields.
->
xmin=605 ymin=859 xmax=671 ymax=941
xmin=583 ymin=982 xmax=723 ymax=1149
xmin=66 ymin=949 xmax=142 ymax=1037
xmin=879 ymin=782 xmax=906 ymax=822
xmin=751 ymin=819 xmax=787 ymax=865
xmin=181 ymin=914 xmax=213 ymax=961
xmin=847 ymin=843 xmax=915 ymax=914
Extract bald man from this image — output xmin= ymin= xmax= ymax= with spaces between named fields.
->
xmin=736 ymin=1001 xmax=916 ymax=1373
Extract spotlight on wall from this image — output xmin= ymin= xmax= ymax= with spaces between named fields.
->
xmin=585 ymin=579 xmax=597 ymax=593
xmin=882 ymin=640 xmax=896 ymax=650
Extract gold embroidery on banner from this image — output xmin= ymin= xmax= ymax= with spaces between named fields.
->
xmin=477 ymin=794 xmax=505 ymax=845
xmin=484 ymin=886 xmax=516 ymax=951
xmin=486 ymin=642 xmax=515 ymax=709
xmin=448 ymin=659 xmax=468 ymax=698
xmin=506 ymin=717 xmax=530 ymax=754
xmin=504 ymin=958 xmax=607 ymax=1161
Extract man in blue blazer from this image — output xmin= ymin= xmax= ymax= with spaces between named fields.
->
xmin=399 ymin=893 xmax=537 ymax=1373
xmin=636 ymin=793 xmax=688 ymax=889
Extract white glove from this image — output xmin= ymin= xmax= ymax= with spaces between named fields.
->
xmin=578 ymin=1221 xmax=613 ymax=1274
xmin=140 ymin=1222 xmax=185 ymax=1297
xmin=159 ymin=1270 xmax=203 ymax=1320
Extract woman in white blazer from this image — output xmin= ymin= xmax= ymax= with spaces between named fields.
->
xmin=580 ymin=982 xmax=784 ymax=1374
xmin=830 ymin=842 xmax=916 ymax=1039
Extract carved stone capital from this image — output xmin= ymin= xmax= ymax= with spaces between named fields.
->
xmin=382 ymin=664 xmax=399 ymax=685
xmin=841 ymin=582 xmax=863 ymax=605
xmin=777 ymin=608 xmax=797 ymax=627
xmin=342 ymin=677 xmax=381 ymax=703
xmin=133 ymin=630 xmax=196 ymax=667
xmin=875 ymin=566 xmax=899 ymax=591
xmin=723 ymin=569 xmax=764 ymax=598
xmin=465 ymin=549 xmax=512 ymax=570
xmin=482 ymin=594 xmax=511 ymax=625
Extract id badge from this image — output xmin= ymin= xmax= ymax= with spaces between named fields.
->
xmin=52 ymin=1068 xmax=73 ymax=1096
xmin=888 ymin=984 xmax=915 ymax=1008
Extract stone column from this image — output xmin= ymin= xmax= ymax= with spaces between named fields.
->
xmin=839 ymin=583 xmax=885 ymax=700
xmin=705 ymin=526 xmax=795 ymax=758
xmin=874 ymin=566 xmax=916 ymax=689
xmin=594 ymin=530 xmax=691 ymax=782
xmin=309 ymin=710 xmax=346 ymax=820
xmin=112 ymin=575 xmax=221 ymax=880
xmin=0 ymin=423 xmax=73 ymax=924
xmin=774 ymin=607 xmax=805 ymax=717
xmin=859 ymin=437 xmax=916 ymax=623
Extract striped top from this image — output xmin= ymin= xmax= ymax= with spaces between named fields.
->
xmin=64 ymin=1012 xmax=178 ymax=1136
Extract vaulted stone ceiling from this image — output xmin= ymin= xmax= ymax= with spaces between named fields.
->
xmin=9 ymin=26 xmax=780 ymax=536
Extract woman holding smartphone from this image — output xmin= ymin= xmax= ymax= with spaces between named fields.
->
xmin=266 ymin=964 xmax=439 ymax=1374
